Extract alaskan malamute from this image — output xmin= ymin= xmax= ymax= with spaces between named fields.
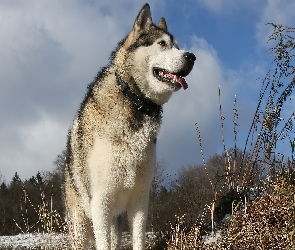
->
xmin=64 ymin=3 xmax=195 ymax=249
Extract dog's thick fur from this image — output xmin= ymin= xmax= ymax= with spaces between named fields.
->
xmin=64 ymin=3 xmax=195 ymax=249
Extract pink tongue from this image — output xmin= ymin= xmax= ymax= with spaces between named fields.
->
xmin=166 ymin=72 xmax=188 ymax=90
xmin=177 ymin=76 xmax=188 ymax=90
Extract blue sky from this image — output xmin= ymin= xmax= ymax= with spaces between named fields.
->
xmin=0 ymin=0 xmax=295 ymax=182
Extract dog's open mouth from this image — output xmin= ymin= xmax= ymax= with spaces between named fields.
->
xmin=153 ymin=68 xmax=188 ymax=90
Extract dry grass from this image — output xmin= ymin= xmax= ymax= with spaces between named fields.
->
xmin=218 ymin=178 xmax=295 ymax=249
xmin=166 ymin=176 xmax=295 ymax=250
xmin=13 ymin=187 xmax=67 ymax=235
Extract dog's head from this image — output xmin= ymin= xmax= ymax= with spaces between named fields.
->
xmin=115 ymin=3 xmax=195 ymax=105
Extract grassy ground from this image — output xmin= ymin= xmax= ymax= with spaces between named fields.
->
xmin=166 ymin=176 xmax=295 ymax=249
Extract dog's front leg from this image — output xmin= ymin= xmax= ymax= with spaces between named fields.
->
xmin=91 ymin=195 xmax=111 ymax=250
xmin=127 ymin=192 xmax=149 ymax=250
xmin=110 ymin=215 xmax=123 ymax=250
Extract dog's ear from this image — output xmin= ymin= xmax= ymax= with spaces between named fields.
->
xmin=124 ymin=3 xmax=152 ymax=48
xmin=158 ymin=18 xmax=168 ymax=31
xmin=134 ymin=3 xmax=152 ymax=32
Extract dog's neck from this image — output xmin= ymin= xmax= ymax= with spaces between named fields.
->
xmin=115 ymin=72 xmax=162 ymax=118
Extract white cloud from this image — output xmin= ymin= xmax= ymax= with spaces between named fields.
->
xmin=0 ymin=113 xmax=67 ymax=181
xmin=256 ymin=0 xmax=295 ymax=47
xmin=158 ymin=35 xmax=237 ymax=169
xmin=0 ymin=0 xmax=155 ymax=181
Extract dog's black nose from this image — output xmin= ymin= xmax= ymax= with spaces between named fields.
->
xmin=184 ymin=52 xmax=196 ymax=63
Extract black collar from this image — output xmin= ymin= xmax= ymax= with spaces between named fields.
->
xmin=116 ymin=72 xmax=162 ymax=118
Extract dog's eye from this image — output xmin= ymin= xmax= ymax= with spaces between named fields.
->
xmin=158 ymin=40 xmax=167 ymax=47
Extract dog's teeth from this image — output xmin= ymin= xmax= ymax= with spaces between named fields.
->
xmin=173 ymin=75 xmax=177 ymax=83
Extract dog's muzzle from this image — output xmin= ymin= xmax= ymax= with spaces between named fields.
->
xmin=153 ymin=51 xmax=196 ymax=90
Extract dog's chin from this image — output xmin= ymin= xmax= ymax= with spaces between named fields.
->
xmin=164 ymin=81 xmax=182 ymax=92
xmin=153 ymin=68 xmax=188 ymax=91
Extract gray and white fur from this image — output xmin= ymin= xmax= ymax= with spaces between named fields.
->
xmin=64 ymin=3 xmax=195 ymax=249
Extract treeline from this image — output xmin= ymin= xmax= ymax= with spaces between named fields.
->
xmin=0 ymin=149 xmax=244 ymax=236
xmin=147 ymin=148 xmax=245 ymax=233
xmin=0 ymin=153 xmax=65 ymax=235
